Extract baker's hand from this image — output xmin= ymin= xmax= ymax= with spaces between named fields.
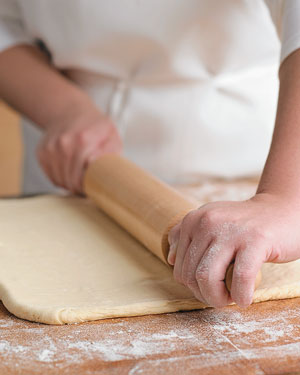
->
xmin=37 ymin=111 xmax=122 ymax=193
xmin=168 ymin=193 xmax=300 ymax=308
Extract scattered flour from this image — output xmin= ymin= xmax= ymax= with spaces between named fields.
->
xmin=0 ymin=180 xmax=299 ymax=373
xmin=0 ymin=340 xmax=27 ymax=354
xmin=177 ymin=179 xmax=257 ymax=204
xmin=38 ymin=349 xmax=55 ymax=362
xmin=1 ymin=300 xmax=300 ymax=373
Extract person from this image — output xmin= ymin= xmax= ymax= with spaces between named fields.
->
xmin=0 ymin=0 xmax=295 ymax=309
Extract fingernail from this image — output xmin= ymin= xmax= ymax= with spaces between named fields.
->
xmin=168 ymin=243 xmax=177 ymax=265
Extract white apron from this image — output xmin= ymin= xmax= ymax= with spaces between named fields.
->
xmin=0 ymin=0 xmax=280 ymax=193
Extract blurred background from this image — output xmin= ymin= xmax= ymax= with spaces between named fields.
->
xmin=0 ymin=101 xmax=22 ymax=196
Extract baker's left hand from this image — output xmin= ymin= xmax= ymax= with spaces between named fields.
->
xmin=168 ymin=193 xmax=300 ymax=308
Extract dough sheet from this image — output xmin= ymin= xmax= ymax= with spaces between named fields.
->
xmin=0 ymin=196 xmax=299 ymax=324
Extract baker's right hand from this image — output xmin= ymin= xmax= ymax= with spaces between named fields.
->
xmin=37 ymin=110 xmax=122 ymax=194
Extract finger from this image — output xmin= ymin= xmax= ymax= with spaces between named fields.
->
xmin=50 ymin=159 xmax=66 ymax=189
xmin=67 ymin=144 xmax=96 ymax=194
xmin=168 ymin=222 xmax=181 ymax=246
xmin=62 ymin=154 xmax=74 ymax=192
xmin=167 ymin=222 xmax=181 ymax=265
xmin=196 ymin=241 xmax=234 ymax=307
xmin=231 ymin=245 xmax=266 ymax=308
xmin=181 ymin=236 xmax=212 ymax=293
xmin=67 ymin=133 xmax=110 ymax=194
xmin=167 ymin=242 xmax=178 ymax=266
xmin=180 ymin=237 xmax=213 ymax=304
xmin=173 ymin=211 xmax=199 ymax=283
xmin=60 ymin=127 xmax=108 ymax=192
xmin=55 ymin=134 xmax=79 ymax=192
xmin=100 ymin=130 xmax=122 ymax=154
xmin=37 ymin=145 xmax=62 ymax=188
xmin=186 ymin=278 xmax=207 ymax=305
xmin=86 ymin=133 xmax=121 ymax=167
xmin=44 ymin=136 xmax=67 ymax=189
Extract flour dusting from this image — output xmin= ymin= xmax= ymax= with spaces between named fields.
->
xmin=1 ymin=179 xmax=300 ymax=373
xmin=38 ymin=348 xmax=55 ymax=362
xmin=1 ymin=299 xmax=300 ymax=373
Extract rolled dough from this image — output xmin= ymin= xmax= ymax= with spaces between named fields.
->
xmin=0 ymin=195 xmax=300 ymax=325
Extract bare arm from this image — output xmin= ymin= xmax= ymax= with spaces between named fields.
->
xmin=0 ymin=45 xmax=121 ymax=192
xmin=169 ymin=48 xmax=300 ymax=308
xmin=258 ymin=49 xmax=300 ymax=201
xmin=0 ymin=45 xmax=98 ymax=127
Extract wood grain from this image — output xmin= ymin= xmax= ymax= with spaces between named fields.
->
xmin=84 ymin=155 xmax=197 ymax=263
xmin=84 ymin=158 xmax=260 ymax=289
xmin=1 ymin=299 xmax=300 ymax=375
xmin=1 ymin=178 xmax=299 ymax=374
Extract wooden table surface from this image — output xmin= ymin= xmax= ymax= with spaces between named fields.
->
xmin=1 ymin=298 xmax=300 ymax=375
xmin=2 ymin=181 xmax=300 ymax=374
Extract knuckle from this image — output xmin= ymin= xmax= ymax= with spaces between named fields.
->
xmin=77 ymin=130 xmax=92 ymax=146
xmin=196 ymin=267 xmax=209 ymax=282
xmin=58 ymin=134 xmax=71 ymax=151
xmin=181 ymin=210 xmax=199 ymax=229
xmin=235 ymin=269 xmax=254 ymax=283
xmin=200 ymin=209 xmax=220 ymax=227
xmin=245 ymin=221 xmax=272 ymax=244
xmin=253 ymin=227 xmax=272 ymax=243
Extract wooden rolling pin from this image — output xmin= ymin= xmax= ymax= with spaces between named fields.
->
xmin=225 ymin=263 xmax=262 ymax=292
xmin=83 ymin=154 xmax=262 ymax=291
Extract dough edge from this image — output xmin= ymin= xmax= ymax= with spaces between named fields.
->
xmin=2 ymin=282 xmax=300 ymax=324
xmin=0 ymin=286 xmax=205 ymax=324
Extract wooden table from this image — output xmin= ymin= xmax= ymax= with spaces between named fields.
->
xmin=2 ymin=181 xmax=300 ymax=374
xmin=1 ymin=298 xmax=300 ymax=375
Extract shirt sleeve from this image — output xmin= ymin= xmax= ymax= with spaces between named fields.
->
xmin=264 ymin=0 xmax=300 ymax=64
xmin=0 ymin=0 xmax=33 ymax=53
xmin=280 ymin=1 xmax=300 ymax=63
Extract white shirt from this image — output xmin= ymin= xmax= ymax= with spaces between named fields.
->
xmin=265 ymin=0 xmax=300 ymax=63
xmin=0 ymin=0 xmax=280 ymax=192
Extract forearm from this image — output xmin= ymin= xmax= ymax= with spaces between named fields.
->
xmin=257 ymin=49 xmax=300 ymax=201
xmin=0 ymin=45 xmax=99 ymax=129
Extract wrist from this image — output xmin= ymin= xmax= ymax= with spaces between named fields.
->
xmin=257 ymin=179 xmax=300 ymax=204
xmin=252 ymin=190 xmax=300 ymax=210
xmin=44 ymin=94 xmax=103 ymax=132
